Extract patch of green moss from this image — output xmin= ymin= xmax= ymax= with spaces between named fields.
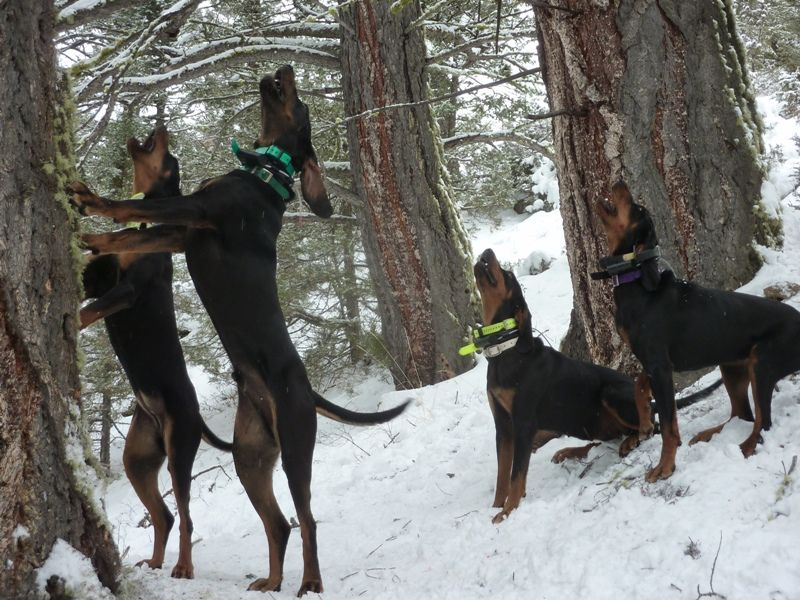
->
xmin=753 ymin=203 xmax=784 ymax=248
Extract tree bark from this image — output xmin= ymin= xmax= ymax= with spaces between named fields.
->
xmin=0 ymin=1 xmax=120 ymax=596
xmin=339 ymin=0 xmax=479 ymax=388
xmin=99 ymin=393 xmax=112 ymax=472
xmin=533 ymin=0 xmax=768 ymax=373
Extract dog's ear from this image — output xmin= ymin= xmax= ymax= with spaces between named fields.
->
xmin=513 ymin=305 xmax=534 ymax=354
xmin=301 ymin=151 xmax=332 ymax=218
xmin=640 ymin=259 xmax=661 ymax=292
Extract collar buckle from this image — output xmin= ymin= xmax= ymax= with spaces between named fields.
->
xmin=483 ymin=337 xmax=519 ymax=358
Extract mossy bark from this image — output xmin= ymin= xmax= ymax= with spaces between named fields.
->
xmin=0 ymin=1 xmax=121 ymax=596
xmin=533 ymin=0 xmax=769 ymax=374
xmin=339 ymin=0 xmax=479 ymax=388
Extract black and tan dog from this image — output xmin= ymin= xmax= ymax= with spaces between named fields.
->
xmin=81 ymin=128 xmax=231 ymax=579
xmin=475 ymin=248 xmax=652 ymax=523
xmin=594 ymin=181 xmax=800 ymax=482
xmin=472 ymin=249 xmax=720 ymax=523
xmin=71 ymin=65 xmax=408 ymax=596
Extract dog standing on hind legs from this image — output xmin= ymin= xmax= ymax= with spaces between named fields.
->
xmin=71 ymin=65 xmax=409 ymax=596
xmin=80 ymin=127 xmax=232 ymax=578
xmin=594 ymin=181 xmax=800 ymax=482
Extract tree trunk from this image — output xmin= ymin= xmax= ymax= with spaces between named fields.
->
xmin=339 ymin=0 xmax=478 ymax=388
xmin=533 ymin=0 xmax=769 ymax=373
xmin=339 ymin=203 xmax=365 ymax=365
xmin=99 ymin=393 xmax=112 ymax=472
xmin=0 ymin=2 xmax=120 ymax=596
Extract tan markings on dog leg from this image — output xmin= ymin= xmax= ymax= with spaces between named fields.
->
xmin=635 ymin=372 xmax=654 ymax=439
xmin=618 ymin=433 xmax=641 ymax=457
xmin=488 ymin=390 xmax=512 ymax=508
xmin=491 ymin=387 xmax=516 ymax=414
xmin=531 ymin=430 xmax=561 ymax=452
xmin=234 ymin=389 xmax=289 ymax=593
xmin=492 ymin=476 xmax=526 ymax=524
xmin=552 ymin=442 xmax=601 ymax=463
xmin=646 ymin=408 xmax=680 ymax=482
xmin=740 ymin=350 xmax=763 ymax=458
xmin=123 ymin=408 xmax=170 ymax=570
xmin=689 ymin=362 xmax=749 ymax=445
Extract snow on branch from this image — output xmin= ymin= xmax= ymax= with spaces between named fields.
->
xmin=57 ymin=0 xmax=139 ymax=33
xmin=165 ymin=36 xmax=340 ymax=68
xmin=116 ymin=44 xmax=339 ymax=95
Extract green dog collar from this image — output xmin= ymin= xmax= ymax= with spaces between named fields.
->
xmin=231 ymin=139 xmax=295 ymax=200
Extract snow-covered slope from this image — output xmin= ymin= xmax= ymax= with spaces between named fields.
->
xmin=88 ymin=100 xmax=800 ymax=599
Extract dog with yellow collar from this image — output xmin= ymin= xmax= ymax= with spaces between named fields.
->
xmin=467 ymin=248 xmax=720 ymax=523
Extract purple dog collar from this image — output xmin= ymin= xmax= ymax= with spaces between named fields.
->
xmin=612 ymin=269 xmax=642 ymax=287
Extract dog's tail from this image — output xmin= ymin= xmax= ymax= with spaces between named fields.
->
xmin=313 ymin=391 xmax=411 ymax=425
xmin=674 ymin=378 xmax=724 ymax=409
xmin=201 ymin=421 xmax=233 ymax=452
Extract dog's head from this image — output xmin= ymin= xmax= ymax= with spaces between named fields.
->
xmin=595 ymin=181 xmax=662 ymax=290
xmin=127 ymin=126 xmax=180 ymax=197
xmin=595 ymin=181 xmax=659 ymax=255
xmin=474 ymin=249 xmax=533 ymax=351
xmin=257 ymin=65 xmax=332 ymax=218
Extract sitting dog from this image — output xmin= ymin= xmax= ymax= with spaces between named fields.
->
xmin=81 ymin=128 xmax=231 ymax=579
xmin=471 ymin=249 xmax=722 ymax=523
xmin=594 ymin=181 xmax=800 ymax=481
xmin=71 ymin=65 xmax=408 ymax=596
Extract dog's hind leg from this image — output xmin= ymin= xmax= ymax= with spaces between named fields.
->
xmin=690 ymin=362 xmax=751 ymax=446
xmin=277 ymin=383 xmax=323 ymax=596
xmin=233 ymin=389 xmax=290 ymax=593
xmin=123 ymin=407 xmax=172 ymax=570
xmin=164 ymin=411 xmax=202 ymax=578
xmin=738 ymin=332 xmax=800 ymax=456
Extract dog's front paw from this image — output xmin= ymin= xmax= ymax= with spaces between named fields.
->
xmin=297 ymin=578 xmax=323 ymax=597
xmin=170 ymin=561 xmax=194 ymax=579
xmin=69 ymin=181 xmax=107 ymax=215
xmin=645 ymin=461 xmax=675 ymax=483
xmin=248 ymin=576 xmax=282 ymax=593
xmin=80 ymin=233 xmax=99 ymax=254
xmin=135 ymin=557 xmax=162 ymax=570
xmin=492 ymin=508 xmax=511 ymax=524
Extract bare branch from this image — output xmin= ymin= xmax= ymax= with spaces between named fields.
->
xmin=343 ymin=66 xmax=541 ymax=123
xmin=443 ymin=130 xmax=554 ymax=160
xmin=325 ymin=176 xmax=362 ymax=206
xmin=526 ymin=106 xmax=588 ymax=121
xmin=283 ymin=211 xmax=358 ymax=224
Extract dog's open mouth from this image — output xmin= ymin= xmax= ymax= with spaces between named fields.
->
xmin=597 ymin=196 xmax=617 ymax=216
xmin=479 ymin=257 xmax=496 ymax=286
xmin=474 ymin=251 xmax=498 ymax=287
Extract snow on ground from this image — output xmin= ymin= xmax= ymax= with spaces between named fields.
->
xmin=81 ymin=100 xmax=800 ymax=599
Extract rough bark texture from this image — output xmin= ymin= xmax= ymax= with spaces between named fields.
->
xmin=534 ymin=0 xmax=766 ymax=373
xmin=339 ymin=0 xmax=478 ymax=388
xmin=0 ymin=1 xmax=120 ymax=596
